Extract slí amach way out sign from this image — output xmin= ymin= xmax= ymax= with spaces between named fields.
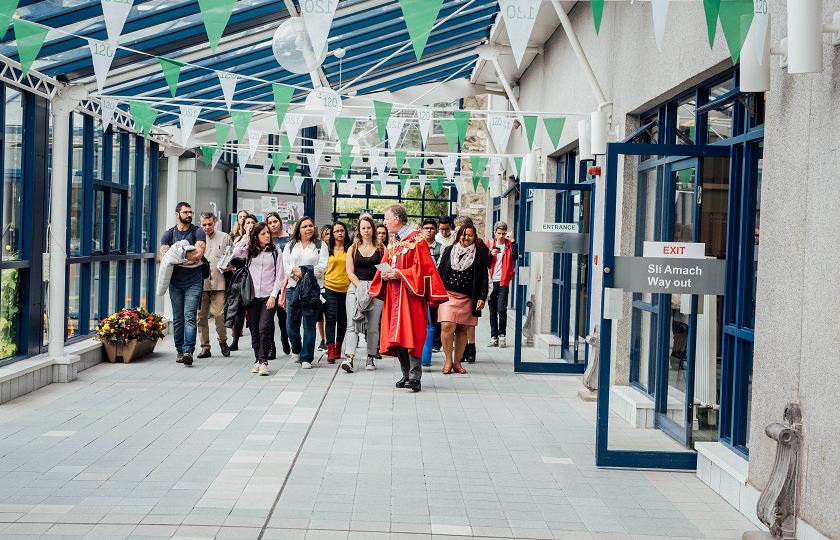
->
xmin=612 ymin=242 xmax=725 ymax=295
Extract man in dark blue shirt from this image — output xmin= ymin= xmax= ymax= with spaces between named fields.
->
xmin=160 ymin=202 xmax=207 ymax=366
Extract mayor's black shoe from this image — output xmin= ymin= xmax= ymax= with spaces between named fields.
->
xmin=404 ymin=379 xmax=421 ymax=392
xmin=396 ymin=376 xmax=408 ymax=388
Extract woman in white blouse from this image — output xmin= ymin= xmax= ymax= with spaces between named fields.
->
xmin=282 ymin=216 xmax=329 ymax=369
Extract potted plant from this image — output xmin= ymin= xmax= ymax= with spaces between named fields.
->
xmin=96 ymin=307 xmax=166 ymax=363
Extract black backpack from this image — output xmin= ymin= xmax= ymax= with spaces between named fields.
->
xmin=166 ymin=225 xmax=211 ymax=279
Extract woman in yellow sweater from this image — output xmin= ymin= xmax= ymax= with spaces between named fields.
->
xmin=324 ymin=222 xmax=351 ymax=362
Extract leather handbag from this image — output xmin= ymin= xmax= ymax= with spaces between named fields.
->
xmin=421 ymin=304 xmax=434 ymax=366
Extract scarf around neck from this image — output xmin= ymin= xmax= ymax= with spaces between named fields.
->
xmin=450 ymin=242 xmax=476 ymax=272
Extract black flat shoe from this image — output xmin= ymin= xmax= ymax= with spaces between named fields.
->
xmin=404 ymin=379 xmax=421 ymax=392
xmin=396 ymin=376 xmax=408 ymax=388
xmin=197 ymin=349 xmax=211 ymax=359
xmin=220 ymin=342 xmax=231 ymax=357
xmin=466 ymin=343 xmax=476 ymax=364
xmin=228 ymin=343 xmax=239 ymax=352
xmin=267 ymin=343 xmax=276 ymax=360
xmin=281 ymin=337 xmax=291 ymax=355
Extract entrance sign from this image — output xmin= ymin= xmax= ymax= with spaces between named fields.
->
xmin=524 ymin=231 xmax=589 ymax=254
xmin=643 ymin=241 xmax=705 ymax=259
xmin=612 ymin=256 xmax=725 ymax=295
xmin=541 ymin=222 xmax=578 ymax=233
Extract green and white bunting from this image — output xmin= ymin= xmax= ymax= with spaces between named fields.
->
xmin=267 ymin=174 xmax=278 ymax=192
xmin=300 ymin=0 xmax=336 ymax=62
xmin=272 ymin=135 xmax=291 ymax=171
xmin=89 ymin=39 xmax=116 ymax=94
xmin=497 ymin=0 xmax=542 ymax=67
xmin=542 ymin=117 xmax=566 ymax=150
xmin=272 ymin=83 xmax=294 ymax=129
xmin=247 ymin=129 xmax=262 ymax=159
xmin=101 ymin=97 xmax=118 ymax=132
xmin=217 ymin=70 xmax=238 ymax=110
xmin=386 ymin=117 xmax=406 ymax=149
xmin=13 ymin=19 xmax=49 ymax=76
xmin=230 ymin=110 xmax=252 ymax=141
xmin=282 ymin=113 xmax=304 ymax=146
xmin=201 ymin=145 xmax=215 ymax=168
xmin=179 ymin=105 xmax=201 ymax=147
xmin=399 ymin=173 xmax=410 ymax=192
xmin=333 ymin=117 xmax=355 ymax=146
xmin=158 ymin=57 xmax=184 ymax=97
xmin=511 ymin=156 xmax=523 ymax=179
xmin=408 ymin=156 xmax=422 ymax=177
xmin=440 ymin=119 xmax=459 ymax=151
xmin=479 ymin=176 xmax=489 ymax=192
xmin=318 ymin=175 xmax=331 ymax=194
xmin=373 ymin=101 xmax=392 ymax=143
xmin=719 ymin=0 xmax=754 ymax=64
xmin=651 ymin=0 xmax=669 ymax=51
xmin=0 ymin=0 xmax=19 ymax=40
xmin=703 ymin=0 xmax=721 ymax=49
xmin=470 ymin=155 xmax=488 ymax=179
xmin=101 ymin=0 xmax=133 ymax=46
xmin=522 ymin=115 xmax=539 ymax=150
xmin=321 ymin=92 xmax=339 ymax=137
xmin=398 ymin=0 xmax=443 ymax=61
xmin=430 ymin=175 xmax=444 ymax=195
xmin=488 ymin=114 xmax=513 ymax=153
xmin=197 ymin=0 xmax=237 ymax=53
xmin=128 ymin=101 xmax=158 ymax=138
xmin=215 ymin=122 xmax=231 ymax=150
xmin=454 ymin=111 xmax=470 ymax=145
xmin=395 ymin=150 xmax=407 ymax=173
xmin=592 ymin=0 xmax=604 ymax=35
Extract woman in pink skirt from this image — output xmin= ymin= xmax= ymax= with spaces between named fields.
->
xmin=436 ymin=223 xmax=489 ymax=374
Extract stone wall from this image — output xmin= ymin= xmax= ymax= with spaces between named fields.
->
xmin=456 ymin=95 xmax=489 ymax=237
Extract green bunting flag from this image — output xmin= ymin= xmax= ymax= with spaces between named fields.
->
xmin=399 ymin=174 xmax=409 ymax=192
xmin=513 ymin=156 xmax=523 ymax=178
xmin=703 ymin=0 xmax=721 ymax=49
xmin=0 ymin=0 xmax=19 ymax=40
xmin=201 ymin=146 xmax=215 ymax=168
xmin=592 ymin=0 xmax=604 ymax=35
xmin=542 ymin=117 xmax=566 ymax=150
xmin=340 ymin=149 xmax=354 ymax=177
xmin=677 ymin=169 xmax=693 ymax=189
xmin=373 ymin=178 xmax=383 ymax=195
xmin=430 ymin=175 xmax=444 ymax=195
xmin=13 ymin=19 xmax=49 ymax=77
xmin=230 ymin=110 xmax=253 ymax=141
xmin=273 ymin=135 xmax=291 ymax=170
xmin=318 ymin=175 xmax=331 ymax=194
xmin=272 ymin=83 xmax=294 ymax=129
xmin=472 ymin=175 xmax=480 ymax=191
xmin=398 ymin=0 xmax=444 ymax=61
xmin=439 ymin=119 xmax=459 ymax=151
xmin=396 ymin=150 xmax=407 ymax=173
xmin=128 ymin=101 xmax=158 ymax=137
xmin=470 ymin=156 xmax=488 ymax=179
xmin=523 ymin=115 xmax=539 ymax=150
xmin=267 ymin=174 xmax=278 ymax=191
xmin=718 ymin=0 xmax=754 ymax=64
xmin=334 ymin=117 xmax=356 ymax=146
xmin=334 ymin=168 xmax=344 ymax=184
xmin=215 ymin=122 xmax=231 ymax=151
xmin=454 ymin=111 xmax=470 ymax=145
xmin=479 ymin=176 xmax=489 ymax=192
xmin=157 ymin=57 xmax=184 ymax=98
xmin=408 ymin=157 xmax=422 ymax=177
xmin=197 ymin=0 xmax=237 ymax=53
xmin=287 ymin=162 xmax=298 ymax=183
xmin=373 ymin=101 xmax=392 ymax=143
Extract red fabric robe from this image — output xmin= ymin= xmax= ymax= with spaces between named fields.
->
xmin=369 ymin=230 xmax=448 ymax=358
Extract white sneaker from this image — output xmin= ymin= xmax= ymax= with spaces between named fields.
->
xmin=259 ymin=364 xmax=269 ymax=376
xmin=341 ymin=357 xmax=354 ymax=372
xmin=487 ymin=337 xmax=498 ymax=347
xmin=251 ymin=363 xmax=260 ymax=374
xmin=301 ymin=361 xmax=312 ymax=369
xmin=499 ymin=336 xmax=506 ymax=348
xmin=291 ymin=353 xmax=300 ymax=363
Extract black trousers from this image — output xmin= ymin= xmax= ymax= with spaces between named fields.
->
xmin=396 ymin=346 xmax=422 ymax=381
xmin=231 ymin=309 xmax=246 ymax=346
xmin=273 ymin=306 xmax=290 ymax=344
xmin=488 ymin=282 xmax=509 ymax=338
xmin=323 ymin=288 xmax=347 ymax=345
xmin=431 ymin=306 xmax=442 ymax=348
xmin=246 ymin=298 xmax=277 ymax=364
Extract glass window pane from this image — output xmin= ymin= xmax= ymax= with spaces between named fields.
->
xmin=125 ymin=261 xmax=133 ymax=309
xmin=676 ymin=96 xmax=696 ymax=145
xmin=142 ymin=141 xmax=151 ymax=252
xmin=67 ymin=264 xmax=81 ymax=339
xmin=744 ymin=341 xmax=754 ymax=447
xmin=93 ymin=190 xmax=104 ymax=253
xmin=637 ymin=169 xmax=657 ymax=304
xmin=140 ymin=260 xmax=148 ymax=310
xmin=70 ymin=113 xmax=84 ymax=256
xmin=93 ymin=120 xmax=104 ymax=180
xmin=127 ymin=137 xmax=137 ymax=252
xmin=747 ymin=145 xmax=762 ymax=328
xmin=707 ymin=78 xmax=735 ymax=143
xmin=90 ymin=263 xmax=100 ymax=329
xmin=108 ymin=261 xmax=118 ymax=315
xmin=3 ymin=89 xmax=23 ymax=262
xmin=111 ymin=133 xmax=121 ymax=183
xmin=0 ymin=268 xmax=21 ymax=358
xmin=632 ymin=310 xmax=656 ymax=390
xmin=110 ymin=193 xmax=121 ymax=252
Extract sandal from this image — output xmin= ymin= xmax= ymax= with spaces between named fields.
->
xmin=442 ymin=366 xmax=452 ymax=374
xmin=454 ymin=366 xmax=467 ymax=374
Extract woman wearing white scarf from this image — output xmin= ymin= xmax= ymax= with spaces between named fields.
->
xmin=435 ymin=224 xmax=489 ymax=374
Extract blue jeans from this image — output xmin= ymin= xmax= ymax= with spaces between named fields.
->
xmin=169 ymin=281 xmax=203 ymax=354
xmin=287 ymin=310 xmax=319 ymax=363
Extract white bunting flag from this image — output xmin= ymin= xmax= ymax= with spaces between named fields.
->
xmin=386 ymin=117 xmax=406 ymax=149
xmin=369 ymin=148 xmax=380 ymax=175
xmin=283 ymin=113 xmax=304 ymax=146
xmin=442 ymin=154 xmax=458 ymax=182
xmin=237 ymin=148 xmax=250 ymax=174
xmin=454 ymin=175 xmax=465 ymax=193
xmin=217 ymin=71 xmax=238 ymax=111
xmin=321 ymin=93 xmax=339 ymax=137
xmin=418 ymin=174 xmax=427 ymax=194
xmin=211 ymin=149 xmax=223 ymax=171
xmin=508 ymin=157 xmax=519 ymax=172
xmin=178 ymin=105 xmax=200 ymax=148
xmin=754 ymin=1 xmax=769 ymax=64
xmin=294 ymin=176 xmax=304 ymax=194
xmin=300 ymin=0 xmax=337 ymax=65
xmin=491 ymin=156 xmax=502 ymax=176
xmin=374 ymin=155 xmax=388 ymax=179
xmin=415 ymin=107 xmax=433 ymax=148
xmin=346 ymin=175 xmax=358 ymax=196
xmin=101 ymin=0 xmax=134 ymax=46
xmin=247 ymin=129 xmax=262 ymax=159
xmin=88 ymin=39 xmax=116 ymax=94
xmin=100 ymin=97 xmax=118 ymax=132
xmin=310 ymin=140 xmax=327 ymax=180
xmin=489 ymin=114 xmax=514 ymax=153
xmin=651 ymin=0 xmax=669 ymax=51
xmin=498 ymin=0 xmax=542 ymax=67
xmin=263 ymin=157 xmax=273 ymax=180
xmin=377 ymin=169 xmax=388 ymax=192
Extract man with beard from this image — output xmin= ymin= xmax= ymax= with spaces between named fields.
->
xmin=160 ymin=202 xmax=207 ymax=366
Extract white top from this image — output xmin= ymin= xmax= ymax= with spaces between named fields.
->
xmin=492 ymin=246 xmax=504 ymax=282
xmin=283 ymin=239 xmax=329 ymax=288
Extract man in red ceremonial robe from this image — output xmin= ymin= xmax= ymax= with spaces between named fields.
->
xmin=369 ymin=204 xmax=448 ymax=392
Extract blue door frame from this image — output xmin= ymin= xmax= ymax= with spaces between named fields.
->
xmin=514 ymin=182 xmax=591 ymax=374
xmin=597 ymin=142 xmax=730 ymax=469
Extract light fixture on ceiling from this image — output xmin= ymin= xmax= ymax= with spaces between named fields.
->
xmin=272 ymin=17 xmax=328 ymax=74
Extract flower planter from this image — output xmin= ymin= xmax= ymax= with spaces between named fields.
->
xmin=102 ymin=338 xmax=158 ymax=364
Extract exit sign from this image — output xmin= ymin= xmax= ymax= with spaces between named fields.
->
xmin=643 ymin=241 xmax=705 ymax=259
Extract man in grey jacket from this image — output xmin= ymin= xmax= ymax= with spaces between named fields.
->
xmin=196 ymin=212 xmax=231 ymax=358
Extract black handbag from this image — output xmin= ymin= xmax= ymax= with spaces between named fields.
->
xmin=234 ymin=255 xmax=255 ymax=307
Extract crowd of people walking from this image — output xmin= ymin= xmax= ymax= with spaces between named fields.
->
xmin=159 ymin=202 xmax=517 ymax=392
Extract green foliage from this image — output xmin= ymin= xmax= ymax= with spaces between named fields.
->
xmin=0 ymin=269 xmax=20 ymax=359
